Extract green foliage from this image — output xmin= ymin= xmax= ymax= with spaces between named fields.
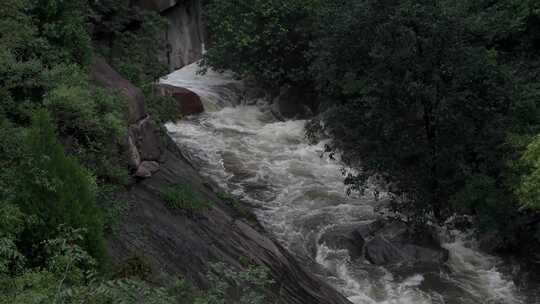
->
xmin=89 ymin=0 xmax=178 ymax=123
xmin=97 ymin=185 xmax=130 ymax=235
xmin=108 ymin=10 xmax=168 ymax=89
xmin=146 ymin=93 xmax=183 ymax=123
xmin=0 ymin=199 xmax=273 ymax=303
xmin=160 ymin=185 xmax=212 ymax=215
xmin=30 ymin=0 xmax=93 ymax=65
xmin=114 ymin=254 xmax=153 ymax=280
xmin=205 ymin=0 xmax=539 ymax=252
xmin=43 ymin=64 xmax=128 ymax=183
xmin=90 ymin=1 xmax=169 ymax=89
xmin=202 ymin=0 xmax=321 ymax=89
xmin=15 ymin=110 xmax=106 ymax=263
xmin=199 ymin=262 xmax=274 ymax=304
xmin=310 ymin=0 xmax=515 ymax=223
xmin=515 ymin=136 xmax=540 ymax=209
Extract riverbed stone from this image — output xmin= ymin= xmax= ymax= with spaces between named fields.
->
xmin=129 ymin=117 xmax=162 ymax=161
xmin=365 ymin=235 xmax=406 ymax=265
xmin=318 ymin=226 xmax=365 ymax=260
xmin=156 ymin=84 xmax=204 ymax=116
xmin=363 ymin=220 xmax=449 ymax=265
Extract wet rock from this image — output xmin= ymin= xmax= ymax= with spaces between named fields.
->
xmin=156 ymin=84 xmax=204 ymax=116
xmin=365 ymin=235 xmax=406 ymax=265
xmin=129 ymin=116 xmax=162 ymax=161
xmin=135 ymin=161 xmax=160 ymax=178
xmin=363 ymin=220 xmax=449 ymax=265
xmin=318 ymin=226 xmax=365 ymax=260
xmin=127 ymin=135 xmax=142 ymax=170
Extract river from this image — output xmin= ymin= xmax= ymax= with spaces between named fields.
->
xmin=161 ymin=62 xmax=537 ymax=304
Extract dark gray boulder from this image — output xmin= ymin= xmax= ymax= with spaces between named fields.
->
xmin=318 ymin=226 xmax=365 ymax=260
xmin=129 ymin=116 xmax=162 ymax=161
xmin=156 ymin=84 xmax=204 ymax=116
xmin=362 ymin=220 xmax=449 ymax=266
xmin=365 ymin=235 xmax=406 ymax=265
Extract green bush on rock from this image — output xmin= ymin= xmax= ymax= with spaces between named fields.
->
xmin=160 ymin=185 xmax=212 ymax=216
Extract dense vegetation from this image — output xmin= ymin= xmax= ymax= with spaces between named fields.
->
xmin=1 ymin=0 xmax=270 ymax=302
xmin=203 ymin=0 xmax=540 ymax=257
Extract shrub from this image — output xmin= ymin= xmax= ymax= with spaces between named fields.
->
xmin=146 ymin=93 xmax=183 ymax=123
xmin=203 ymin=262 xmax=274 ymax=304
xmin=43 ymin=64 xmax=128 ymax=184
xmin=160 ymin=185 xmax=212 ymax=216
xmin=114 ymin=254 xmax=153 ymax=280
xmin=14 ymin=110 xmax=106 ymax=264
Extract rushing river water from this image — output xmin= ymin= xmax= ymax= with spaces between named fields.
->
xmin=161 ymin=63 xmax=537 ymax=304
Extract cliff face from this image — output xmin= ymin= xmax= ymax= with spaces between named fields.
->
xmin=136 ymin=0 xmax=206 ymax=70
xmin=162 ymin=0 xmax=205 ymax=70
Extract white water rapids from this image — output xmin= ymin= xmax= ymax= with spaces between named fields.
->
xmin=161 ymin=63 xmax=533 ymax=304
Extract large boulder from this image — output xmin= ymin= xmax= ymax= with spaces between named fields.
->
xmin=361 ymin=220 xmax=449 ymax=266
xmin=365 ymin=235 xmax=406 ymax=265
xmin=91 ymin=57 xmax=147 ymax=124
xmin=156 ymin=84 xmax=204 ymax=116
xmin=318 ymin=226 xmax=365 ymax=260
xmin=129 ymin=117 xmax=162 ymax=161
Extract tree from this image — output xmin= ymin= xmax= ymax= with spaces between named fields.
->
xmin=15 ymin=110 xmax=106 ymax=263
xmin=202 ymin=0 xmax=321 ymax=90
xmin=310 ymin=0 xmax=515 ymax=223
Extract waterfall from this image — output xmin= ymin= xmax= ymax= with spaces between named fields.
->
xmin=161 ymin=63 xmax=531 ymax=304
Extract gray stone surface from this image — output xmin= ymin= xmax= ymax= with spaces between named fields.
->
xmin=129 ymin=117 xmax=162 ymax=161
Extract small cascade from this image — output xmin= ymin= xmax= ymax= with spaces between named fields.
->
xmin=163 ymin=64 xmax=531 ymax=304
xmin=160 ymin=62 xmax=245 ymax=111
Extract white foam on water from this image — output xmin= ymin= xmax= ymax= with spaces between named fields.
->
xmin=442 ymin=233 xmax=523 ymax=304
xmin=164 ymin=64 xmax=526 ymax=304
